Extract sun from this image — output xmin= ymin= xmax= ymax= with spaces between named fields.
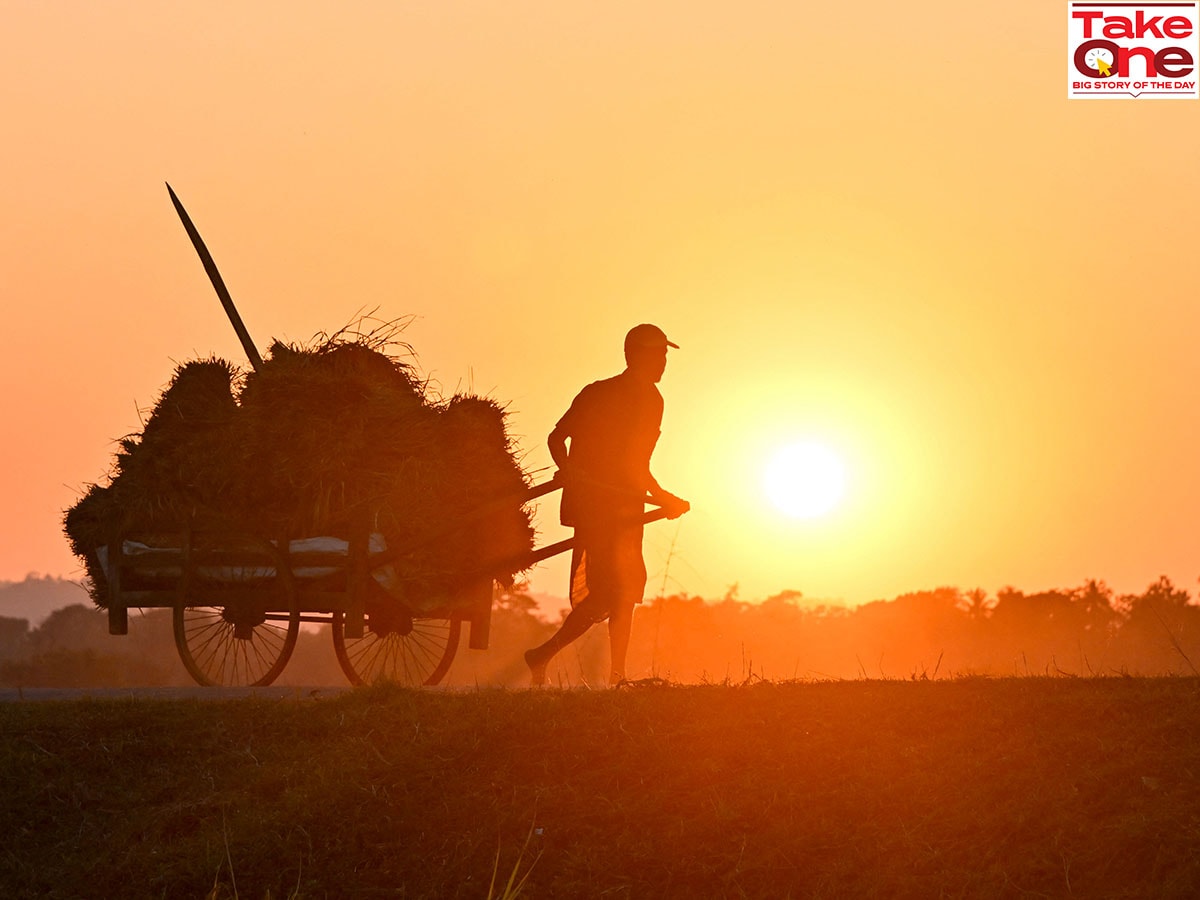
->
xmin=764 ymin=442 xmax=847 ymax=519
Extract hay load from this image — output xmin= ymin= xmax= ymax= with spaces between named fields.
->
xmin=64 ymin=330 xmax=534 ymax=610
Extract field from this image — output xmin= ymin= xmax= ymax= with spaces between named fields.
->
xmin=2 ymin=678 xmax=1200 ymax=898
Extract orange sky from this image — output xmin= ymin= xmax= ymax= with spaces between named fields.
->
xmin=4 ymin=1 xmax=1200 ymax=607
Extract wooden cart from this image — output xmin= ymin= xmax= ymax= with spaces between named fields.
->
xmin=138 ymin=191 xmax=679 ymax=687
xmin=101 ymin=480 xmax=575 ymax=688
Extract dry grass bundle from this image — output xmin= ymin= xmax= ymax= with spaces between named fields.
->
xmin=64 ymin=328 xmax=533 ymax=609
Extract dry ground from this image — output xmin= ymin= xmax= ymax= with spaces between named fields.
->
xmin=2 ymin=678 xmax=1199 ymax=898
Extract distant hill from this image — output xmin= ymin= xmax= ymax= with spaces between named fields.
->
xmin=0 ymin=575 xmax=91 ymax=626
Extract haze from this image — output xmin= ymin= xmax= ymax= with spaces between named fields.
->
xmin=4 ymin=1 xmax=1200 ymax=606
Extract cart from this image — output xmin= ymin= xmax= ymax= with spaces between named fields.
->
xmin=100 ymin=481 xmax=671 ymax=688
xmin=101 ymin=188 xmax=676 ymax=688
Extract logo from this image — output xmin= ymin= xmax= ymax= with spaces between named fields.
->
xmin=1068 ymin=2 xmax=1199 ymax=98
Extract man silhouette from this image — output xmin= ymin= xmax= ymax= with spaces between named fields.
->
xmin=525 ymin=324 xmax=690 ymax=686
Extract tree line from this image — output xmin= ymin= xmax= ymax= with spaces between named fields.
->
xmin=2 ymin=576 xmax=1198 ymax=688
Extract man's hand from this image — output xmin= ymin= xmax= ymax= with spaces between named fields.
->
xmin=657 ymin=492 xmax=691 ymax=520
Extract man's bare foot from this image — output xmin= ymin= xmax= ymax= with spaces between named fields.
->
xmin=525 ymin=649 xmax=547 ymax=687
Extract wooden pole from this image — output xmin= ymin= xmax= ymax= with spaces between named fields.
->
xmin=166 ymin=182 xmax=264 ymax=371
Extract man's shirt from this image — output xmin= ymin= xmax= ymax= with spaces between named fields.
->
xmin=553 ymin=370 xmax=663 ymax=527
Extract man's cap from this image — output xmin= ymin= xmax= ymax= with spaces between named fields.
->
xmin=624 ymin=323 xmax=680 ymax=352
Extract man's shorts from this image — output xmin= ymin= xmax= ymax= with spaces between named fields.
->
xmin=568 ymin=521 xmax=647 ymax=622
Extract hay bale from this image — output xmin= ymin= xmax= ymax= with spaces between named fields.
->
xmin=64 ymin=334 xmax=534 ymax=611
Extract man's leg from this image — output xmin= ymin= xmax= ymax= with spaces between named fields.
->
xmin=524 ymin=604 xmax=596 ymax=686
xmin=607 ymin=524 xmax=647 ymax=685
xmin=607 ymin=598 xmax=636 ymax=685
xmin=526 ymin=541 xmax=603 ymax=685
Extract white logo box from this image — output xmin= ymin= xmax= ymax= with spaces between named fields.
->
xmin=1068 ymin=2 xmax=1200 ymax=98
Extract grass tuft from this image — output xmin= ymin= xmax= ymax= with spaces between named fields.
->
xmin=487 ymin=820 xmax=542 ymax=899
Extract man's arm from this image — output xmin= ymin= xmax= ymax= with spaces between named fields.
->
xmin=550 ymin=384 xmax=591 ymax=478
xmin=646 ymin=472 xmax=690 ymax=519
xmin=548 ymin=423 xmax=570 ymax=472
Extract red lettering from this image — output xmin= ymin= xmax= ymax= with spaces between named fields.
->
xmin=1111 ymin=46 xmax=1196 ymax=79
xmin=1164 ymin=16 xmax=1193 ymax=39
xmin=1074 ymin=38 xmax=1120 ymax=77
xmin=1118 ymin=45 xmax=1158 ymax=76
xmin=1104 ymin=16 xmax=1135 ymax=39
xmin=1072 ymin=10 xmax=1104 ymax=38
xmin=1157 ymin=47 xmax=1195 ymax=78
xmin=1072 ymin=10 xmax=1197 ymax=82
xmin=1090 ymin=11 xmax=1195 ymax=39
xmin=1135 ymin=11 xmax=1164 ymax=39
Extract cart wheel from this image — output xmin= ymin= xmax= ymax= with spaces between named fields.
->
xmin=332 ymin=608 xmax=460 ymax=686
xmin=174 ymin=600 xmax=299 ymax=687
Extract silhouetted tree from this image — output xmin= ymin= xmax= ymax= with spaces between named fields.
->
xmin=30 ymin=604 xmax=110 ymax=653
xmin=1117 ymin=577 xmax=1200 ymax=674
xmin=0 ymin=617 xmax=29 ymax=660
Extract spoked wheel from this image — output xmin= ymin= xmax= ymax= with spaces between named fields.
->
xmin=332 ymin=604 xmax=460 ymax=686
xmin=172 ymin=538 xmax=299 ymax=687
xmin=174 ymin=602 xmax=300 ymax=686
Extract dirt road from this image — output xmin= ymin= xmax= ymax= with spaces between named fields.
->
xmin=0 ymin=685 xmax=352 ymax=702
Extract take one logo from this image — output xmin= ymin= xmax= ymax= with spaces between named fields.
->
xmin=1068 ymin=2 xmax=1200 ymax=99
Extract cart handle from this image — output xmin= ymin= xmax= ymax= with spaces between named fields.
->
xmin=524 ymin=476 xmax=564 ymax=503
xmin=517 ymin=474 xmax=679 ymax=565
xmin=368 ymin=475 xmax=676 ymax=572
xmin=522 ymin=505 xmax=672 ymax=566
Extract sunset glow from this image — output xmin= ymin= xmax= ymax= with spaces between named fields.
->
xmin=764 ymin=443 xmax=847 ymax=520
xmin=5 ymin=2 xmax=1200 ymax=608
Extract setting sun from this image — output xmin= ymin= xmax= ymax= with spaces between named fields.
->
xmin=764 ymin=442 xmax=847 ymax=519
